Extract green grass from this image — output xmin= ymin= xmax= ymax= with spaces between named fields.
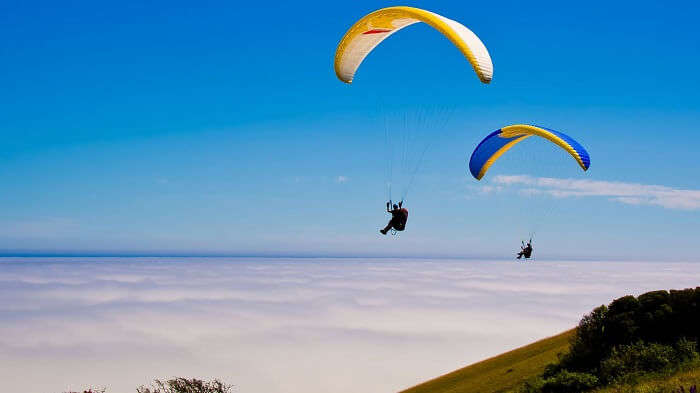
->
xmin=400 ymin=329 xmax=575 ymax=393
xmin=591 ymin=361 xmax=700 ymax=393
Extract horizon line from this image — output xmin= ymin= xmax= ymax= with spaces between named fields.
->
xmin=0 ymin=250 xmax=694 ymax=263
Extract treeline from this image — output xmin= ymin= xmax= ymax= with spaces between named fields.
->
xmin=523 ymin=287 xmax=700 ymax=393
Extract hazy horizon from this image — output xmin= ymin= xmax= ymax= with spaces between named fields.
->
xmin=4 ymin=253 xmax=700 ymax=263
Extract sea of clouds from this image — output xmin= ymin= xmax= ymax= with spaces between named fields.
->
xmin=1 ymin=258 xmax=698 ymax=393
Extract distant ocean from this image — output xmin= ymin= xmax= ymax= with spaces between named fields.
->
xmin=1 ymin=257 xmax=698 ymax=393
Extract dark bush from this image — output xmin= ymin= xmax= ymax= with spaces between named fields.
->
xmin=136 ymin=378 xmax=233 ymax=393
xmin=599 ymin=341 xmax=675 ymax=384
xmin=564 ymin=305 xmax=608 ymax=372
xmin=540 ymin=370 xmax=598 ymax=393
xmin=542 ymin=362 xmax=561 ymax=379
xmin=606 ymin=295 xmax=640 ymax=345
xmin=670 ymin=288 xmax=699 ymax=340
xmin=519 ymin=377 xmax=545 ymax=393
xmin=63 ymin=390 xmax=106 ymax=393
xmin=638 ymin=290 xmax=672 ymax=342
xmin=674 ymin=338 xmax=699 ymax=363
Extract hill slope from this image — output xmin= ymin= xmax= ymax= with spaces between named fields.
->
xmin=400 ymin=329 xmax=575 ymax=393
xmin=592 ymin=364 xmax=699 ymax=393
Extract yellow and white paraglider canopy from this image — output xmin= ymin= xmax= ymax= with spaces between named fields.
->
xmin=334 ymin=6 xmax=493 ymax=84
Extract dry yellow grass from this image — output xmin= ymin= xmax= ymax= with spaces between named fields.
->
xmin=400 ymin=329 xmax=575 ymax=393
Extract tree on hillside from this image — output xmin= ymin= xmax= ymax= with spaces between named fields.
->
xmin=528 ymin=287 xmax=700 ymax=393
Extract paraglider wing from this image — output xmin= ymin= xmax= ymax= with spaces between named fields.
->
xmin=334 ymin=6 xmax=493 ymax=84
xmin=468 ymin=125 xmax=590 ymax=180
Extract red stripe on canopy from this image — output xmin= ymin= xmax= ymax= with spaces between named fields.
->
xmin=363 ymin=29 xmax=392 ymax=34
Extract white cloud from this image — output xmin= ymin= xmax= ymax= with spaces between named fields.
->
xmin=491 ymin=175 xmax=700 ymax=210
xmin=335 ymin=175 xmax=349 ymax=184
xmin=476 ymin=184 xmax=503 ymax=194
xmin=1 ymin=258 xmax=699 ymax=393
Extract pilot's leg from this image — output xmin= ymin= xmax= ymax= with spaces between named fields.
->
xmin=380 ymin=221 xmax=393 ymax=235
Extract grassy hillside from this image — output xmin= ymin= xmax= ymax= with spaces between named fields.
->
xmin=591 ymin=363 xmax=699 ymax=393
xmin=400 ymin=329 xmax=575 ymax=393
xmin=403 ymin=288 xmax=700 ymax=393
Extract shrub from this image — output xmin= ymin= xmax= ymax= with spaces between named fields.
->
xmin=565 ymin=305 xmax=609 ymax=372
xmin=638 ymin=291 xmax=672 ymax=343
xmin=670 ymin=289 xmax=699 ymax=342
xmin=600 ymin=342 xmax=677 ymax=384
xmin=63 ymin=390 xmax=106 ymax=393
xmin=136 ymin=378 xmax=233 ymax=393
xmin=540 ymin=370 xmax=599 ymax=393
xmin=673 ymin=338 xmax=699 ymax=363
xmin=607 ymin=295 xmax=640 ymax=346
xmin=519 ymin=377 xmax=545 ymax=393
xmin=542 ymin=362 xmax=561 ymax=379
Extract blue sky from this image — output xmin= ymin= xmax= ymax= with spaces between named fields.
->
xmin=2 ymin=0 xmax=700 ymax=258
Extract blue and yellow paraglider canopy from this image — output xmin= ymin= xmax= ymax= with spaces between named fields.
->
xmin=469 ymin=125 xmax=590 ymax=180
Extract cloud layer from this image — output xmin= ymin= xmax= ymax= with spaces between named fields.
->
xmin=492 ymin=175 xmax=700 ymax=210
xmin=1 ymin=258 xmax=699 ymax=393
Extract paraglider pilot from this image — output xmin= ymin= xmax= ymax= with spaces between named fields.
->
xmin=380 ymin=200 xmax=409 ymax=235
xmin=517 ymin=239 xmax=533 ymax=260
